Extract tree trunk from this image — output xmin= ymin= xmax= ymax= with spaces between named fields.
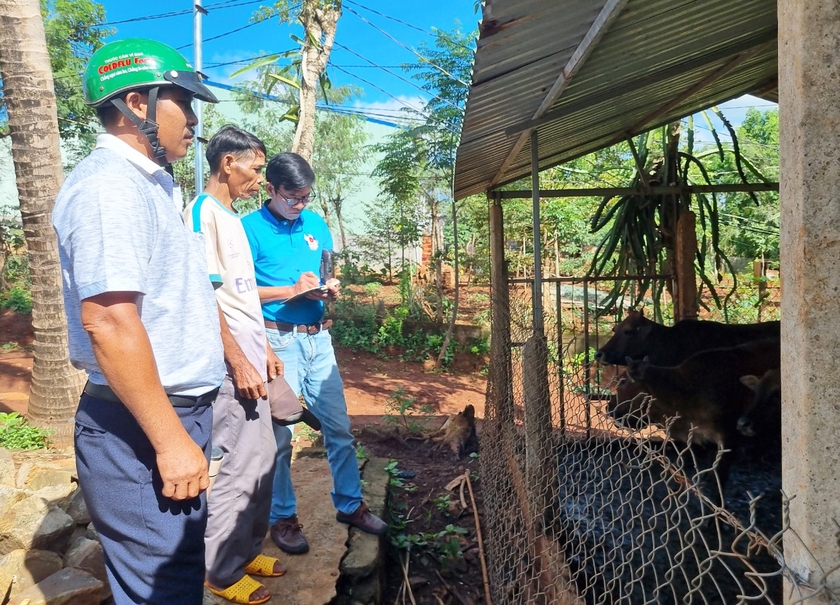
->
xmin=318 ymin=199 xmax=331 ymax=230
xmin=431 ymin=197 xmax=443 ymax=323
xmin=293 ymin=0 xmax=341 ymax=162
xmin=436 ymin=200 xmax=459 ymax=368
xmin=332 ymin=198 xmax=347 ymax=251
xmin=0 ymin=0 xmax=86 ymax=447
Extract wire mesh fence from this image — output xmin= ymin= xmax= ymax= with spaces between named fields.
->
xmin=480 ymin=276 xmax=839 ymax=604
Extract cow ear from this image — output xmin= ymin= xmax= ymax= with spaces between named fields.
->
xmin=740 ymin=375 xmax=760 ymax=390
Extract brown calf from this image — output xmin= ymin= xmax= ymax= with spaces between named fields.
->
xmin=624 ymin=339 xmax=780 ymax=499
xmin=737 ymin=368 xmax=781 ymax=438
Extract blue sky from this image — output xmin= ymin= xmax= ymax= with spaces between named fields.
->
xmin=95 ymin=0 xmax=480 ymax=121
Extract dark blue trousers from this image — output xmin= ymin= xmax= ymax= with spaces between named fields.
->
xmin=74 ymin=394 xmax=212 ymax=605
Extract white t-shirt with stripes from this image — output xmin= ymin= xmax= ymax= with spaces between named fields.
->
xmin=184 ymin=194 xmax=267 ymax=381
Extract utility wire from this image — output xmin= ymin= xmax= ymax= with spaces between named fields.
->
xmin=330 ymin=64 xmax=427 ymax=118
xmin=342 ymin=4 xmax=469 ymax=88
xmin=344 ymin=0 xmax=476 ymax=52
xmin=332 ymin=41 xmax=461 ymax=112
xmin=97 ymin=0 xmax=264 ymax=26
xmin=177 ymin=20 xmax=264 ymax=51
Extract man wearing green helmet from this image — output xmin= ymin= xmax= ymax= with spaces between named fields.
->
xmin=52 ymin=39 xmax=226 ymax=604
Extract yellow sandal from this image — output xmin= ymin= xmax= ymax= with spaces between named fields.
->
xmin=244 ymin=553 xmax=287 ymax=578
xmin=205 ymin=575 xmax=270 ymax=605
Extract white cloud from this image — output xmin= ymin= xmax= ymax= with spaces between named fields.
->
xmin=352 ymin=95 xmax=428 ymax=117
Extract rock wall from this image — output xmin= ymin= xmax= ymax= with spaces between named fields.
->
xmin=0 ymin=447 xmax=109 ymax=605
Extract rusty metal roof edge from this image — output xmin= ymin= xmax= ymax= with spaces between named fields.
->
xmin=455 ymin=78 xmax=775 ymax=200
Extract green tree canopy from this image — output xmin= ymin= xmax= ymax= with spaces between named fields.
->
xmin=0 ymin=1 xmax=111 ymax=156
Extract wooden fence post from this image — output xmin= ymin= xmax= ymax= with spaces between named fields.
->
xmin=489 ymin=195 xmax=513 ymax=425
xmin=675 ymin=211 xmax=699 ymax=321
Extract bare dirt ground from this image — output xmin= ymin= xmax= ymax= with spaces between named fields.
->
xmin=0 ymin=309 xmax=490 ymax=604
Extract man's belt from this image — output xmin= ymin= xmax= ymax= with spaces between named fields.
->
xmin=83 ymin=381 xmax=220 ymax=408
xmin=264 ymin=319 xmax=333 ymax=334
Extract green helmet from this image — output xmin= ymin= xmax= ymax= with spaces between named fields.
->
xmin=84 ymin=38 xmax=217 ymax=107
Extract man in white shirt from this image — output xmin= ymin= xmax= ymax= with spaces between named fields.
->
xmin=52 ymin=39 xmax=225 ymax=605
xmin=184 ymin=125 xmax=288 ymax=605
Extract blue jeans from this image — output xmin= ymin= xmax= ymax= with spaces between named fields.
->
xmin=266 ymin=327 xmax=362 ymax=522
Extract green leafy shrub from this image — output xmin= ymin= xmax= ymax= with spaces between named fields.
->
xmin=382 ymin=388 xmax=434 ymax=435
xmin=0 ymin=413 xmax=51 ymax=450
xmin=0 ymin=285 xmax=32 ymax=315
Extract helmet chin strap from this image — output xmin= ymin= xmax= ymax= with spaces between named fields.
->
xmin=110 ymin=86 xmax=169 ymax=166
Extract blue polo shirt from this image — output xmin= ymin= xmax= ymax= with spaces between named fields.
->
xmin=241 ymin=204 xmax=333 ymax=325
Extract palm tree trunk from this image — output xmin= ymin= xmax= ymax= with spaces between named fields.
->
xmin=0 ymin=0 xmax=86 ymax=447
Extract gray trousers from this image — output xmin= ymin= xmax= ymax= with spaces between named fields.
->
xmin=204 ymin=374 xmax=277 ymax=588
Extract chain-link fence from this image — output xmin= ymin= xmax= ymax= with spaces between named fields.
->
xmin=480 ymin=275 xmax=839 ymax=604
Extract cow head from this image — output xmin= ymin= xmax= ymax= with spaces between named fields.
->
xmin=607 ymin=373 xmax=653 ymax=429
xmin=625 ymin=355 xmax=650 ymax=383
xmin=595 ymin=309 xmax=653 ymax=365
xmin=737 ymin=369 xmax=781 ymax=437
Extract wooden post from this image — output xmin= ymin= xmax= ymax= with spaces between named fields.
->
xmin=489 ymin=194 xmax=513 ymax=425
xmin=674 ymin=211 xmax=699 ymax=321
xmin=753 ymin=259 xmax=767 ymax=321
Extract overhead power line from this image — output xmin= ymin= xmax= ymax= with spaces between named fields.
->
xmin=344 ymin=0 xmax=476 ymax=52
xmin=177 ymin=20 xmax=264 ymax=50
xmin=97 ymin=0 xmax=264 ymax=26
xmin=342 ymin=4 xmax=470 ymax=88
xmin=332 ymin=41 xmax=461 ymax=112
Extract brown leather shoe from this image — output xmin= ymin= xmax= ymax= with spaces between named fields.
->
xmin=270 ymin=515 xmax=310 ymax=554
xmin=336 ymin=502 xmax=388 ymax=536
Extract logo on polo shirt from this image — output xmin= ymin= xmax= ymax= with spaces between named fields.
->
xmin=304 ymin=234 xmax=319 ymax=251
xmin=226 ymin=238 xmax=240 ymax=259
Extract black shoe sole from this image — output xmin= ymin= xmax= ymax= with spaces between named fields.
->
xmin=336 ymin=517 xmax=388 ymax=536
xmin=273 ymin=540 xmax=310 ymax=555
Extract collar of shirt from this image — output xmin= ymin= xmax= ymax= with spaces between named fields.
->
xmin=95 ymin=133 xmax=182 ymax=209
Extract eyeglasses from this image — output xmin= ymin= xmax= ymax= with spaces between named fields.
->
xmin=282 ymin=192 xmax=316 ymax=207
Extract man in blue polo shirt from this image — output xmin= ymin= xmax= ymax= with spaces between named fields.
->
xmin=242 ymin=152 xmax=386 ymax=555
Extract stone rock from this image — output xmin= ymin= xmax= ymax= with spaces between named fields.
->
xmin=67 ymin=526 xmax=87 ymax=548
xmin=64 ymin=537 xmax=108 ymax=584
xmin=339 ymin=532 xmax=380 ymax=578
xmin=0 ymin=496 xmax=75 ymax=555
xmin=0 ymin=563 xmax=14 ymax=603
xmin=7 ymin=568 xmax=107 ymax=605
xmin=14 ymin=462 xmax=32 ymax=490
xmin=0 ymin=448 xmax=14 ymax=487
xmin=202 ymin=586 xmax=221 ymax=605
xmin=33 ymin=483 xmax=77 ymax=509
xmin=0 ymin=549 xmax=63 ymax=596
xmin=65 ymin=489 xmax=89 ymax=525
xmin=22 ymin=468 xmax=75 ymax=493
xmin=0 ymin=485 xmax=27 ymax=512
xmin=85 ymin=522 xmax=98 ymax=542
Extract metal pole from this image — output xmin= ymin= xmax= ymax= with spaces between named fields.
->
xmin=193 ymin=0 xmax=206 ymax=196
xmin=531 ymin=130 xmax=543 ymax=334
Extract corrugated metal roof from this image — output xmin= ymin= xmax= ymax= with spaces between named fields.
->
xmin=454 ymin=0 xmax=777 ymax=199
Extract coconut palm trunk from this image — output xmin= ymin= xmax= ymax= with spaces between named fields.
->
xmin=0 ymin=0 xmax=86 ymax=447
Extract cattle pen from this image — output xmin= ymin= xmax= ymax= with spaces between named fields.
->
xmin=479 ymin=256 xmax=834 ymax=604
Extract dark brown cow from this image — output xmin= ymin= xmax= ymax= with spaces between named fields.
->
xmin=596 ymin=309 xmax=780 ymax=366
xmin=624 ymin=339 xmax=780 ymax=499
xmin=601 ymin=310 xmax=780 ymax=421
xmin=738 ymin=368 xmax=781 ymax=438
